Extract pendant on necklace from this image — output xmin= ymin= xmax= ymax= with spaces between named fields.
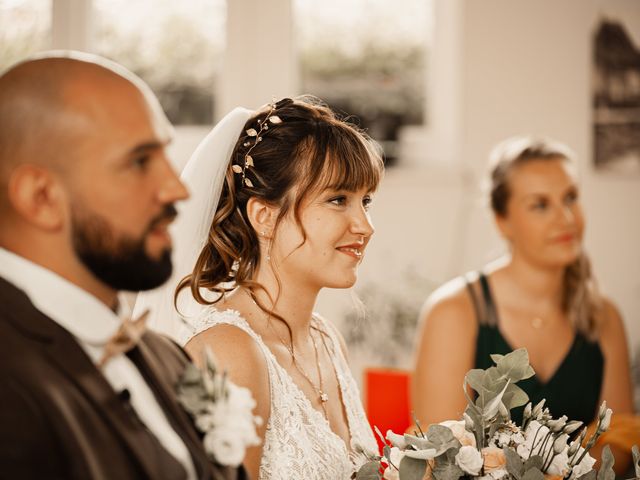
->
xmin=320 ymin=392 xmax=329 ymax=403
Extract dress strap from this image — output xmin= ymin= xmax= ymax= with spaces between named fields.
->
xmin=478 ymin=272 xmax=499 ymax=327
xmin=464 ymin=273 xmax=483 ymax=324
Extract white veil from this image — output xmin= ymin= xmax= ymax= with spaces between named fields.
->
xmin=133 ymin=107 xmax=253 ymax=343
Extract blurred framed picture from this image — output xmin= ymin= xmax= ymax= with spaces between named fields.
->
xmin=592 ymin=17 xmax=640 ymax=173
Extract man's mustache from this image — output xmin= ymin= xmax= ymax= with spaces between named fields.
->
xmin=147 ymin=204 xmax=178 ymax=233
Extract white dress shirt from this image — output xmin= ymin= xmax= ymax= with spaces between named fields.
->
xmin=0 ymin=247 xmax=197 ymax=480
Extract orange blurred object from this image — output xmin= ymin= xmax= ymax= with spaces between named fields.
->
xmin=364 ymin=368 xmax=412 ymax=452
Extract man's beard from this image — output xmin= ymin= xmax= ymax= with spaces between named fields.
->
xmin=71 ymin=204 xmax=177 ymax=291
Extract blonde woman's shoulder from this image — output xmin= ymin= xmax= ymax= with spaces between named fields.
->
xmin=418 ymin=273 xmax=479 ymax=334
xmin=597 ymin=295 xmax=628 ymax=345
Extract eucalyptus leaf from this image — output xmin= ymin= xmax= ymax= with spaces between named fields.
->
xmin=632 ymin=445 xmax=640 ymax=478
xmin=399 ymin=456 xmax=427 ymax=480
xmin=502 ymin=383 xmax=530 ymax=411
xmin=383 ymin=445 xmax=391 ymax=463
xmin=405 ymin=433 xmax=432 ymax=451
xmin=523 ymin=455 xmax=544 ymax=472
xmin=490 ymin=353 xmax=505 ymax=363
xmin=521 ymin=467 xmax=545 ymax=480
xmin=481 ymin=380 xmax=510 ymax=421
xmin=465 ymin=369 xmax=485 ymax=393
xmin=432 ymin=458 xmax=464 ymax=480
xmin=425 ymin=425 xmax=460 ymax=456
xmin=464 ymin=406 xmax=484 ymax=448
xmin=405 ymin=448 xmax=439 ymax=460
xmin=505 ymin=447 xmax=525 ymax=480
xmin=496 ymin=348 xmax=536 ymax=382
xmin=356 ymin=460 xmax=382 ymax=480
xmin=488 ymin=421 xmax=503 ymax=441
xmin=596 ymin=445 xmax=615 ymax=480
xmin=577 ymin=470 xmax=597 ymax=480
xmin=427 ymin=425 xmax=455 ymax=444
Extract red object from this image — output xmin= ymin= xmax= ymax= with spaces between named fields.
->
xmin=364 ymin=368 xmax=412 ymax=452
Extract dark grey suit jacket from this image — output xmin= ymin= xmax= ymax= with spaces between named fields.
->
xmin=0 ymin=276 xmax=247 ymax=480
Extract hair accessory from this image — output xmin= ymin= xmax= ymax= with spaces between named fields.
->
xmin=233 ymin=101 xmax=283 ymax=188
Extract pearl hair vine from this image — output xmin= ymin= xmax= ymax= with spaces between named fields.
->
xmin=232 ymin=99 xmax=290 ymax=188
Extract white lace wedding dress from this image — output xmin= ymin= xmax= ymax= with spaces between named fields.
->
xmin=184 ymin=307 xmax=378 ymax=480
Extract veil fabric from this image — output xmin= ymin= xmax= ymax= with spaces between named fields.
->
xmin=133 ymin=107 xmax=253 ymax=341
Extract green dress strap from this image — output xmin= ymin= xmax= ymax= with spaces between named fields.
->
xmin=469 ymin=272 xmax=603 ymax=425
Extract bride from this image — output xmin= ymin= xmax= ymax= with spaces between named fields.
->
xmin=136 ymin=96 xmax=382 ymax=479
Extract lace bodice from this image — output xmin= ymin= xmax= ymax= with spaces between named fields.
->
xmin=185 ymin=308 xmax=378 ymax=480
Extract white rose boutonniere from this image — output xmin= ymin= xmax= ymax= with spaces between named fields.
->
xmin=177 ymin=347 xmax=261 ymax=467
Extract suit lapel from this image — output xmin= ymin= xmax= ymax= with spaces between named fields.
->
xmin=0 ymin=277 xmax=186 ymax=479
xmin=128 ymin=341 xmax=213 ymax=479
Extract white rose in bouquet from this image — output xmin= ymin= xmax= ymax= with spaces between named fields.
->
xmin=455 ymin=445 xmax=483 ymax=475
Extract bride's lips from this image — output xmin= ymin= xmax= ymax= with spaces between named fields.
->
xmin=336 ymin=243 xmax=364 ymax=260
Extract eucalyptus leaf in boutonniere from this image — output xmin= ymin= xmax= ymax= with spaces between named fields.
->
xmin=357 ymin=348 xmax=638 ymax=480
xmin=176 ymin=347 xmax=261 ymax=467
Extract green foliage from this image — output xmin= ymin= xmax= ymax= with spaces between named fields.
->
xmin=398 ymin=456 xmax=427 ymax=480
xmin=355 ymin=461 xmax=382 ymax=480
xmin=432 ymin=460 xmax=464 ymax=480
xmin=505 ymin=445 xmax=525 ymax=480
xmin=632 ymin=445 xmax=640 ymax=479
xmin=521 ymin=467 xmax=545 ymax=480
xmin=596 ymin=446 xmax=615 ymax=480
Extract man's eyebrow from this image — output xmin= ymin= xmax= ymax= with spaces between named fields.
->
xmin=127 ymin=140 xmax=167 ymax=155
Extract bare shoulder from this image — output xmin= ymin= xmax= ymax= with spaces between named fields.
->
xmin=419 ymin=274 xmax=478 ymax=335
xmin=185 ymin=323 xmax=270 ymax=405
xmin=597 ymin=296 xmax=628 ymax=347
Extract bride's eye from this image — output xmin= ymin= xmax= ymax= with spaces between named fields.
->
xmin=362 ymin=195 xmax=373 ymax=210
xmin=329 ymin=195 xmax=347 ymax=206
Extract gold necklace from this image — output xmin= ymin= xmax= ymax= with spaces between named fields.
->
xmin=248 ymin=292 xmax=330 ymax=418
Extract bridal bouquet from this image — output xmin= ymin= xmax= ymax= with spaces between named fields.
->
xmin=357 ymin=348 xmax=640 ymax=480
xmin=176 ymin=347 xmax=261 ymax=467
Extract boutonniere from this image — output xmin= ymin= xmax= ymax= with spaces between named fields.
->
xmin=177 ymin=347 xmax=262 ymax=467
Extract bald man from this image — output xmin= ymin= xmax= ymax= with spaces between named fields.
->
xmin=0 ymin=53 xmax=246 ymax=480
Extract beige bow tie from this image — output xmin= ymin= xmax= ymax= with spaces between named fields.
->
xmin=98 ymin=310 xmax=149 ymax=368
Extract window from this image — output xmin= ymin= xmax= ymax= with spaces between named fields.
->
xmin=295 ymin=0 xmax=431 ymax=164
xmin=94 ymin=0 xmax=226 ymax=125
xmin=0 ymin=0 xmax=52 ymax=71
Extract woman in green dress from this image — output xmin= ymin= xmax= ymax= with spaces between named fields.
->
xmin=412 ymin=136 xmax=635 ymax=473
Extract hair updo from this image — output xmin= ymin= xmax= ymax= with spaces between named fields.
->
xmin=176 ymin=95 xmax=384 ymax=310
xmin=487 ymin=135 xmax=602 ymax=339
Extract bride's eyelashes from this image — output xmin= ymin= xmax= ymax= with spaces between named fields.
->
xmin=328 ymin=195 xmax=347 ymax=206
xmin=327 ymin=193 xmax=374 ymax=210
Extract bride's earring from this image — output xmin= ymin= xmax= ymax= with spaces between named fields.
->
xmin=261 ymin=231 xmax=271 ymax=262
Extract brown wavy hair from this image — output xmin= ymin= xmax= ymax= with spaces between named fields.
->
xmin=488 ymin=135 xmax=603 ymax=339
xmin=176 ymin=96 xmax=384 ymax=320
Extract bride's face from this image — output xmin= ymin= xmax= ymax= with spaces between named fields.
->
xmin=270 ymin=185 xmax=375 ymax=290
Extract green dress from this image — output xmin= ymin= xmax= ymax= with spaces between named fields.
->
xmin=468 ymin=272 xmax=603 ymax=425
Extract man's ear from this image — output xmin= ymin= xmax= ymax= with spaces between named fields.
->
xmin=246 ymin=196 xmax=277 ymax=238
xmin=7 ymin=164 xmax=67 ymax=231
